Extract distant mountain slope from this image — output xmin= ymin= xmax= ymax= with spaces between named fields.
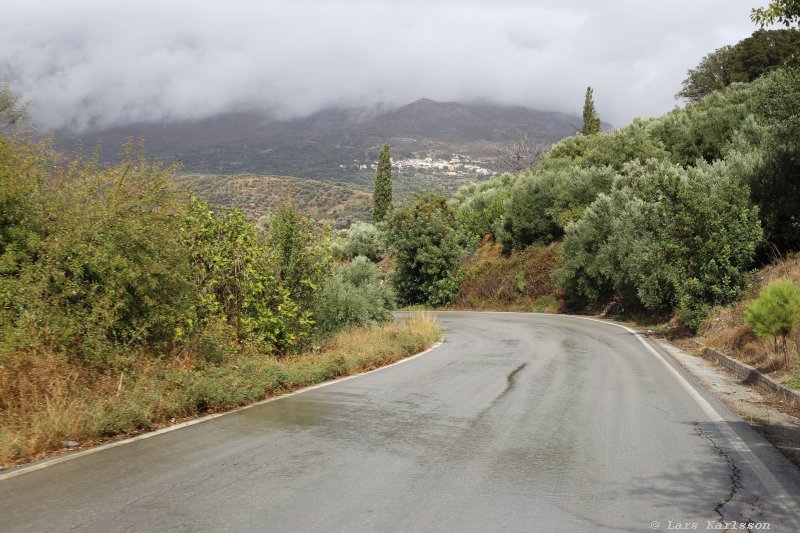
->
xmin=180 ymin=174 xmax=372 ymax=227
xmin=54 ymin=99 xmax=582 ymax=188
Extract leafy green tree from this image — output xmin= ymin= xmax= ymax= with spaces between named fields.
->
xmin=581 ymin=86 xmax=601 ymax=135
xmin=745 ymin=280 xmax=800 ymax=368
xmin=501 ymin=172 xmax=559 ymax=251
xmin=745 ymin=69 xmax=800 ymax=251
xmin=650 ymin=85 xmax=754 ymax=166
xmin=452 ymin=173 xmax=518 ymax=242
xmin=543 ymin=119 xmax=667 ymax=171
xmin=731 ymin=29 xmax=800 ymax=80
xmin=266 ymin=201 xmax=332 ymax=311
xmin=677 ymin=46 xmax=736 ymax=102
xmin=373 ymin=144 xmax=393 ymax=223
xmin=387 ymin=193 xmax=469 ymax=306
xmin=677 ymin=30 xmax=800 ymax=101
xmin=752 ymin=1 xmax=800 ymax=27
xmin=185 ymin=200 xmax=302 ymax=351
xmin=499 ymin=165 xmax=619 ymax=252
xmin=343 ymin=221 xmax=386 ymax=262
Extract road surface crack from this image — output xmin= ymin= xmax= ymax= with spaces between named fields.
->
xmin=497 ymin=362 xmax=527 ymax=401
xmin=694 ymin=422 xmax=745 ymax=531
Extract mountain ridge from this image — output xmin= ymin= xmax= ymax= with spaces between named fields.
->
xmin=53 ymin=99 xmax=584 ymax=185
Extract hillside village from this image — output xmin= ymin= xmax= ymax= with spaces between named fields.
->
xmin=344 ymin=152 xmax=495 ymax=180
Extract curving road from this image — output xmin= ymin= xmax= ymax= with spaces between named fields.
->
xmin=2 ymin=312 xmax=800 ymax=532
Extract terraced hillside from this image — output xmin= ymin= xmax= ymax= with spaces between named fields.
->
xmin=180 ymin=174 xmax=372 ymax=227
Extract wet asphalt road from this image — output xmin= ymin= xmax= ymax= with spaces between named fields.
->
xmin=2 ymin=312 xmax=800 ymax=532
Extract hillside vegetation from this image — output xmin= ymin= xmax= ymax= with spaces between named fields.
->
xmin=0 ymin=95 xmax=440 ymax=465
xmin=179 ymin=173 xmax=373 ymax=227
xmin=445 ymin=43 xmax=797 ymax=326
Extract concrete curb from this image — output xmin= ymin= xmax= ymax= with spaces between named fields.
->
xmin=688 ymin=339 xmax=800 ymax=411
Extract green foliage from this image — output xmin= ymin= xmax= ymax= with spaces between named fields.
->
xmin=745 ymin=280 xmax=800 ymax=340
xmin=0 ymin=120 xmax=350 ymax=367
xmin=185 ymin=200 xmax=306 ymax=352
xmin=745 ymin=280 xmax=800 ymax=367
xmin=500 ymin=165 xmax=618 ymax=252
xmin=452 ymin=173 xmax=518 ymax=242
xmin=677 ymin=30 xmax=800 ymax=102
xmin=343 ymin=221 xmax=386 ymax=262
xmin=388 ymin=193 xmax=471 ymax=306
xmin=313 ymin=256 xmax=395 ymax=337
xmin=741 ymin=69 xmax=800 ymax=250
xmin=648 ymin=86 xmax=754 ymax=166
xmin=558 ymin=159 xmax=762 ymax=327
xmin=543 ymin=120 xmax=668 ymax=171
xmin=266 ymin=202 xmax=332 ymax=309
xmin=373 ymin=144 xmax=393 ymax=223
xmin=676 ymin=46 xmax=736 ymax=102
xmin=752 ymin=1 xmax=800 ymax=27
xmin=555 ymin=192 xmax=621 ymax=305
xmin=581 ymin=86 xmax=601 ymax=135
xmin=501 ymin=171 xmax=560 ymax=250
xmin=5 ymin=146 xmax=198 ymax=366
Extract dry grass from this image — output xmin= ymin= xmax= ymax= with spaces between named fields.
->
xmin=456 ymin=239 xmax=564 ymax=312
xmin=701 ymin=255 xmax=800 ymax=379
xmin=0 ymin=315 xmax=440 ymax=467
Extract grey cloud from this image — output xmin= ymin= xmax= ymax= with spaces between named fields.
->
xmin=0 ymin=0 xmax=764 ymax=131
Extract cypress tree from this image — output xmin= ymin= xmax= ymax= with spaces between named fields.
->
xmin=373 ymin=143 xmax=393 ymax=223
xmin=581 ymin=86 xmax=601 ymax=135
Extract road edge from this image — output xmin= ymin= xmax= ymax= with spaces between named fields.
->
xmin=688 ymin=341 xmax=800 ymax=411
xmin=0 ymin=340 xmax=444 ymax=482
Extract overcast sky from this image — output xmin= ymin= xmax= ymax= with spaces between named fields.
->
xmin=0 ymin=0 xmax=766 ymax=131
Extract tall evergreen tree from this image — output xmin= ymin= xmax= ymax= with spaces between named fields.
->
xmin=581 ymin=86 xmax=601 ymax=135
xmin=373 ymin=143 xmax=393 ymax=223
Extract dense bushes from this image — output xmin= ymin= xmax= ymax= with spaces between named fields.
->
xmin=444 ymin=47 xmax=800 ymax=327
xmin=3 ymin=148 xmax=199 ymax=366
xmin=313 ymin=256 xmax=395 ymax=337
xmin=557 ymin=159 xmax=762 ymax=326
xmin=388 ymin=193 xmax=472 ymax=307
xmin=0 ymin=134 xmax=394 ymax=369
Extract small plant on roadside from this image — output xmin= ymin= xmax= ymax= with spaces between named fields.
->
xmin=744 ymin=280 xmax=800 ymax=369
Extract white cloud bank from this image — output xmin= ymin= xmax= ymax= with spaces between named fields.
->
xmin=0 ymin=0 xmax=765 ymax=130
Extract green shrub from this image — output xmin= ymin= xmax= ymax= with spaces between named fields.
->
xmin=6 ymin=147 xmax=199 ymax=367
xmin=500 ymin=165 xmax=619 ymax=251
xmin=387 ymin=194 xmax=472 ymax=307
xmin=313 ymin=256 xmax=394 ymax=338
xmin=558 ymin=158 xmax=762 ymax=327
xmin=265 ymin=201 xmax=332 ymax=309
xmin=343 ymin=221 xmax=386 ymax=261
xmin=745 ymin=280 xmax=800 ymax=367
xmin=184 ymin=199 xmax=304 ymax=353
xmin=452 ymin=173 xmax=518 ymax=242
